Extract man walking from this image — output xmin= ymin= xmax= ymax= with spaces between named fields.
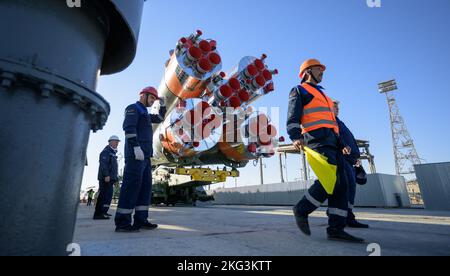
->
xmin=333 ymin=100 xmax=369 ymax=228
xmin=287 ymin=59 xmax=364 ymax=243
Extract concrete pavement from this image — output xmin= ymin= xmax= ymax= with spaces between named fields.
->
xmin=73 ymin=204 xmax=450 ymax=256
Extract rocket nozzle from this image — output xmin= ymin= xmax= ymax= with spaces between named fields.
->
xmin=262 ymin=69 xmax=273 ymax=81
xmin=228 ymin=96 xmax=241 ymax=108
xmin=228 ymin=78 xmax=241 ymax=91
xmin=199 ymin=40 xmax=212 ymax=53
xmin=197 ymin=58 xmax=212 ymax=73
xmin=219 ymin=85 xmax=233 ymax=98
xmin=253 ymin=75 xmax=266 ymax=88
xmin=267 ymin=124 xmax=277 ymax=138
xmin=238 ymin=89 xmax=250 ymax=102
xmin=244 ymin=64 xmax=258 ymax=78
xmin=187 ymin=46 xmax=202 ymax=61
xmin=248 ymin=144 xmax=257 ymax=153
xmin=208 ymin=52 xmax=222 ymax=66
xmin=254 ymin=59 xmax=265 ymax=71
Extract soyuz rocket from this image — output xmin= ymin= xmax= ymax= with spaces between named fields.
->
xmin=151 ymin=30 xmax=282 ymax=169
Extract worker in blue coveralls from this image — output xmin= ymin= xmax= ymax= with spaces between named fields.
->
xmin=114 ymin=86 xmax=167 ymax=233
xmin=287 ymin=59 xmax=364 ymax=243
xmin=333 ymin=100 xmax=369 ymax=229
xmin=93 ymin=135 xmax=121 ymax=220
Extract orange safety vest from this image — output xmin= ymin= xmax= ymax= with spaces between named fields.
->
xmin=300 ymin=83 xmax=339 ymax=135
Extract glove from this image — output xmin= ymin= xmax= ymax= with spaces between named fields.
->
xmin=133 ymin=146 xmax=145 ymax=161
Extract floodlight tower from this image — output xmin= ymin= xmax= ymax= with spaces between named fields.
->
xmin=378 ymin=80 xmax=422 ymax=180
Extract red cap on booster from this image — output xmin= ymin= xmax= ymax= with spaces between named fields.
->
xmin=238 ymin=89 xmax=250 ymax=102
xmin=208 ymin=52 xmax=221 ymax=65
xmin=254 ymin=59 xmax=265 ymax=71
xmin=188 ymin=46 xmax=202 ymax=60
xmin=228 ymin=78 xmax=241 ymax=90
xmin=254 ymin=75 xmax=266 ymax=88
xmin=262 ymin=70 xmax=273 ymax=81
xmin=219 ymin=85 xmax=233 ymax=98
xmin=199 ymin=40 xmax=212 ymax=53
xmin=197 ymin=58 xmax=212 ymax=73
xmin=267 ymin=125 xmax=278 ymax=137
xmin=229 ymin=96 xmax=241 ymax=108
xmin=248 ymin=144 xmax=257 ymax=153
xmin=179 ymin=37 xmax=188 ymax=44
xmin=245 ymin=64 xmax=258 ymax=77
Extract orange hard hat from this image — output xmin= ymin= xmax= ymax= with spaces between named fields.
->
xmin=140 ymin=86 xmax=161 ymax=99
xmin=299 ymin=59 xmax=326 ymax=79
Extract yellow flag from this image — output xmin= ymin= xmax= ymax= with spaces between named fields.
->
xmin=304 ymin=147 xmax=337 ymax=195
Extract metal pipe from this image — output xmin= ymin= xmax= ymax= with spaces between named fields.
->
xmin=260 ymin=158 xmax=264 ymax=185
xmin=301 ymin=152 xmax=308 ymax=181
xmin=279 ymin=154 xmax=285 ymax=183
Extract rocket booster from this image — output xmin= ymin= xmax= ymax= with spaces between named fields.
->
xmin=152 ymin=30 xmax=280 ymax=168
xmin=152 ymin=30 xmax=223 ymax=129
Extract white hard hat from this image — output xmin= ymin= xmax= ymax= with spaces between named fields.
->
xmin=108 ymin=135 xmax=121 ymax=142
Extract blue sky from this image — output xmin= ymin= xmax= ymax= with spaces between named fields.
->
xmin=82 ymin=0 xmax=450 ymax=190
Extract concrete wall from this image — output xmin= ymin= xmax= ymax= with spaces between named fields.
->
xmin=415 ymin=162 xmax=450 ymax=211
xmin=207 ymin=181 xmax=312 ymax=206
xmin=209 ymin=174 xmax=410 ymax=208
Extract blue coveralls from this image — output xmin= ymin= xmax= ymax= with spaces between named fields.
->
xmin=336 ymin=117 xmax=361 ymax=223
xmin=287 ymin=84 xmax=349 ymax=231
xmin=115 ymin=101 xmax=166 ymax=228
xmin=95 ymin=146 xmax=118 ymax=216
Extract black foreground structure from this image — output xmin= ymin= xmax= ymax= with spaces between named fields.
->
xmin=0 ymin=0 xmax=144 ymax=256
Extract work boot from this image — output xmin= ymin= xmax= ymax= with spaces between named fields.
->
xmin=293 ymin=207 xmax=311 ymax=236
xmin=93 ymin=214 xmax=110 ymax=220
xmin=115 ymin=225 xmax=140 ymax=233
xmin=327 ymin=228 xmax=365 ymax=243
xmin=136 ymin=221 xmax=158 ymax=231
xmin=347 ymin=220 xmax=369 ymax=229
